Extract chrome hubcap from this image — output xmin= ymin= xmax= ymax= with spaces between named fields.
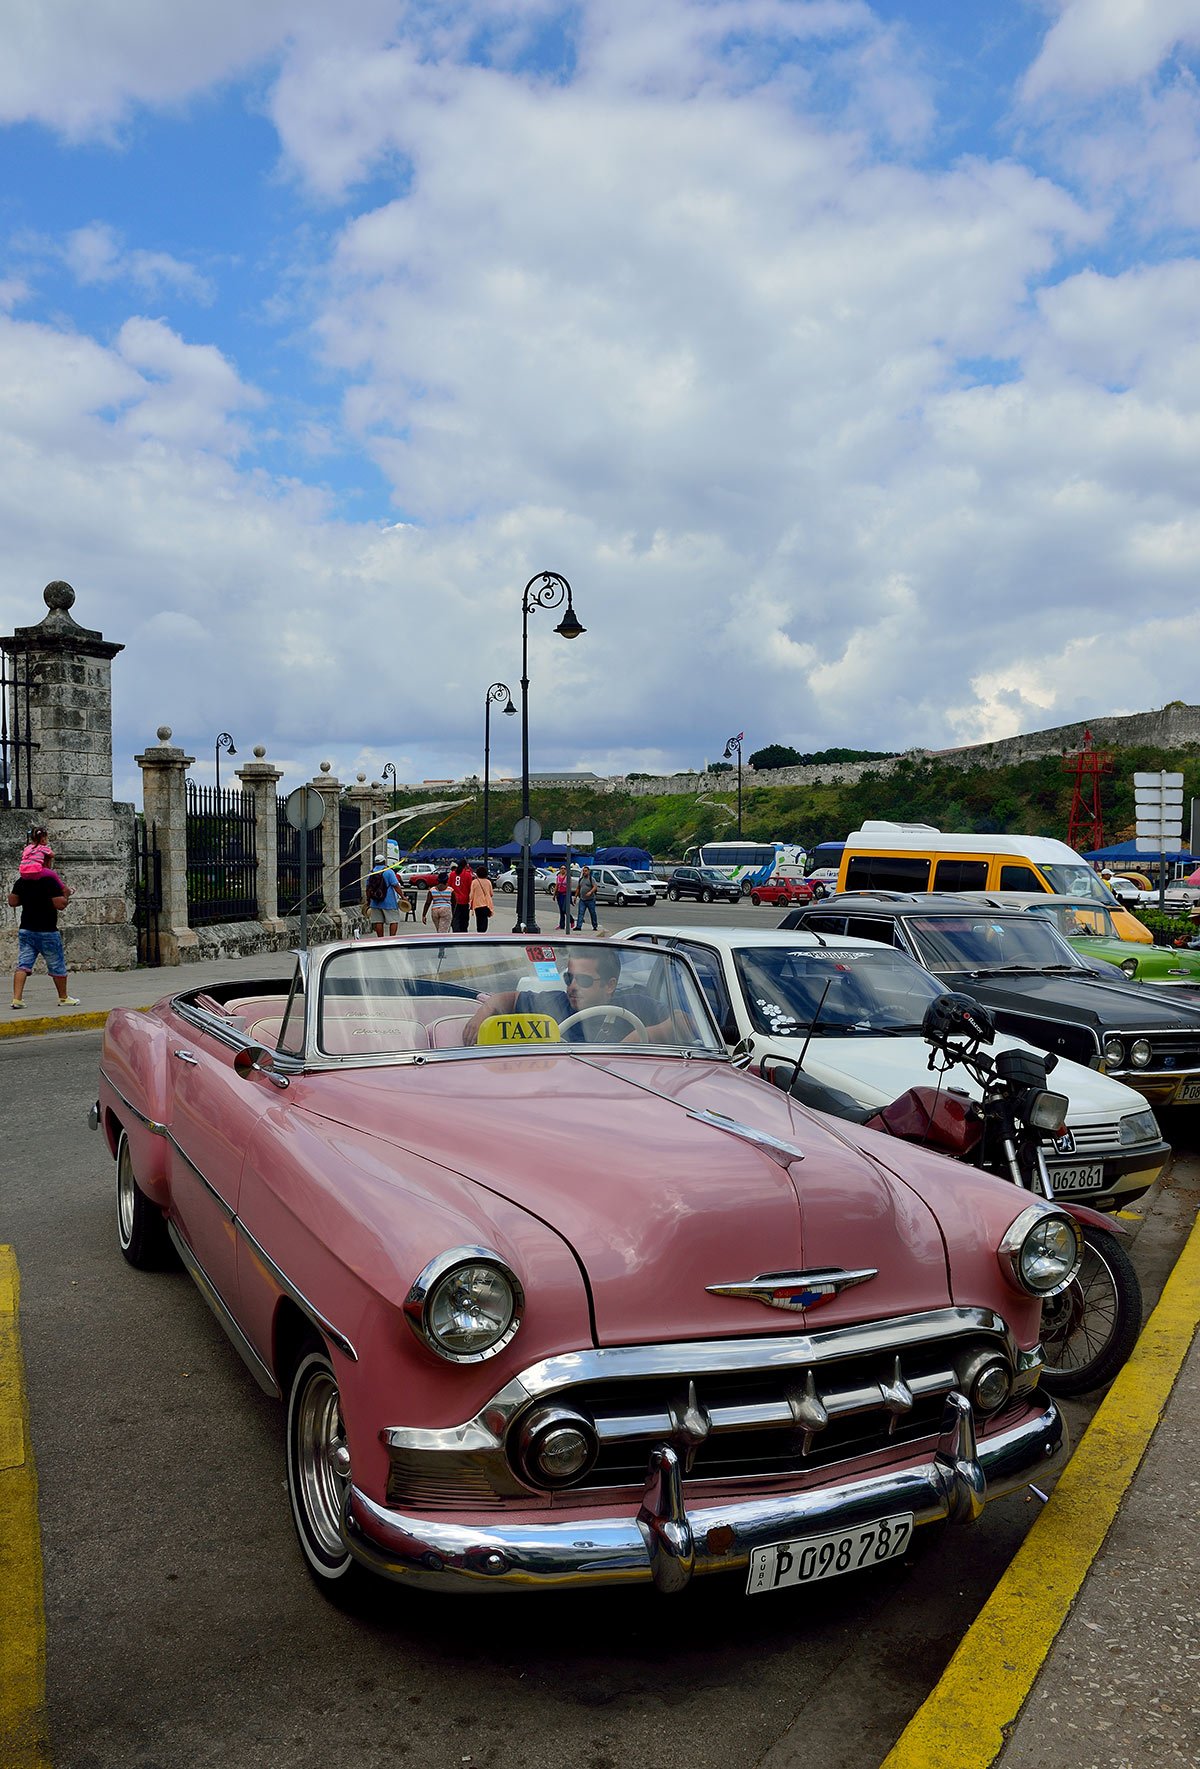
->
xmin=296 ymin=1368 xmax=350 ymax=1558
xmin=117 ymin=1142 xmax=135 ymax=1245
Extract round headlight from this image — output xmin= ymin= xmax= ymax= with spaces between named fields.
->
xmin=971 ymin=1359 xmax=1013 ymax=1415
xmin=1000 ymin=1205 xmax=1083 ymax=1299
xmin=1130 ymin=1038 xmax=1152 ymax=1068
xmin=1120 ymin=958 xmax=1139 ymax=978
xmin=516 ymin=1405 xmax=598 ymax=1489
xmin=1103 ymin=1036 xmax=1124 ymax=1067
xmin=405 ymin=1248 xmax=524 ymax=1362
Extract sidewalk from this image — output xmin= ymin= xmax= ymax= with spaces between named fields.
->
xmin=0 ymin=949 xmax=300 ymax=1038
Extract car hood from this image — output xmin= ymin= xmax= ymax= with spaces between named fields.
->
xmin=754 ymin=1031 xmax=1144 ymax=1120
xmin=293 ymin=1053 xmax=951 ymax=1346
xmin=939 ymin=966 xmax=1200 ymax=1029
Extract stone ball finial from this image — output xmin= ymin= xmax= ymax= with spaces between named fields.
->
xmin=254 ymin=745 xmax=266 ymax=759
xmin=357 ymin=772 xmax=366 ymax=783
xmin=371 ymin=780 xmax=383 ymax=791
xmin=44 ymin=580 xmax=76 ymax=612
xmin=156 ymin=725 xmax=173 ymax=744
xmin=320 ymin=760 xmax=331 ymax=774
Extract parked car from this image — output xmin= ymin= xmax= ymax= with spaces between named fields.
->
xmin=619 ymin=926 xmax=1169 ymax=1209
xmin=781 ymin=893 xmax=1200 ymax=1109
xmin=96 ymin=933 xmax=1073 ymax=1601
xmin=1163 ymin=868 xmax=1200 ymax=914
xmin=805 ymin=867 xmax=840 ymax=899
xmin=988 ymin=893 xmax=1200 ymax=986
xmin=665 ymin=865 xmax=742 ymax=904
xmin=749 ymin=874 xmax=814 ymax=908
xmin=496 ymin=865 xmax=556 ymax=894
xmin=588 ymin=865 xmax=657 ymax=907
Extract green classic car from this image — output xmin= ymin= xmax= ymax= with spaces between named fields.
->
xmin=990 ymin=894 xmax=1200 ymax=985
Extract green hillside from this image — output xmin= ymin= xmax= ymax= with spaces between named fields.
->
xmin=382 ymin=744 xmax=1200 ymax=859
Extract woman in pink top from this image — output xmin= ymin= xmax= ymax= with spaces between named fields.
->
xmin=469 ymin=870 xmax=495 ymax=932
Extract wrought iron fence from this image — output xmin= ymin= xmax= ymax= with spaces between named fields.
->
xmin=338 ymin=802 xmax=362 ymax=907
xmin=133 ymin=815 xmax=163 ymax=965
xmin=185 ymin=783 xmax=258 ymax=925
xmin=0 ymin=645 xmax=35 ymax=810
xmin=277 ymin=796 xmax=325 ymax=917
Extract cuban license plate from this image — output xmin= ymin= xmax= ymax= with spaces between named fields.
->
xmin=746 ymin=1513 xmax=912 ymax=1595
xmin=1049 ymin=1163 xmax=1105 ymax=1191
xmin=1174 ymin=1079 xmax=1200 ymax=1104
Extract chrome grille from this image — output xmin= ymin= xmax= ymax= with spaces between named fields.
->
xmin=1136 ymin=1033 xmax=1200 ymax=1069
xmin=1055 ymin=1121 xmax=1120 ymax=1155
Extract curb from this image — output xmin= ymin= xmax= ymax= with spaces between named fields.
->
xmin=0 ymin=1248 xmax=51 ymax=1767
xmin=880 ymin=1207 xmax=1200 ymax=1769
xmin=0 ymin=1009 xmax=116 ymax=1039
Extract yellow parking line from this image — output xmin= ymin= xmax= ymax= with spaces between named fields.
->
xmin=0 ymin=1247 xmax=51 ymax=1767
xmin=882 ymin=1210 xmax=1200 ymax=1769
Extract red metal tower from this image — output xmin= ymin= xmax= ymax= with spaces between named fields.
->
xmin=1063 ymin=729 xmax=1113 ymax=853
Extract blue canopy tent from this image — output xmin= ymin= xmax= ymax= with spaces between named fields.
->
xmin=1084 ymin=841 xmax=1195 ymax=866
xmin=592 ymin=846 xmax=653 ymax=869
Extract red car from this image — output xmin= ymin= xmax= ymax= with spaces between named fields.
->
xmin=94 ymin=933 xmax=1073 ymax=1602
xmin=750 ymin=876 xmax=814 ymax=907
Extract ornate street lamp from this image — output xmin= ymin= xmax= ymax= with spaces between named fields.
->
xmin=723 ymin=732 xmax=744 ymax=838
xmin=215 ymin=731 xmax=237 ymax=794
xmin=382 ymin=761 xmax=398 ymax=810
xmin=516 ymin=572 xmax=586 ymax=932
xmin=483 ymin=682 xmax=516 ymax=873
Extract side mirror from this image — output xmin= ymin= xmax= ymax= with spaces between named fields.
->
xmin=234 ymin=1044 xmax=276 ymax=1080
xmin=730 ymin=1035 xmax=755 ymax=1069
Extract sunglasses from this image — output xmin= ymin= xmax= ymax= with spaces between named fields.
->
xmin=561 ymin=969 xmax=602 ymax=987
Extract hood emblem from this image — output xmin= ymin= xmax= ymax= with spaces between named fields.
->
xmin=707 ymin=1268 xmax=878 ymax=1312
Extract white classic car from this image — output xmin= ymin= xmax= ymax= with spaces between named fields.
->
xmin=618 ymin=926 xmax=1170 ymax=1211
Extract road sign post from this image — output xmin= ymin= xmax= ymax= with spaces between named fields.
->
xmin=512 ymin=815 xmax=541 ymax=932
xmin=285 ymin=785 xmax=324 ymax=949
xmin=1133 ymin=771 xmax=1184 ymax=909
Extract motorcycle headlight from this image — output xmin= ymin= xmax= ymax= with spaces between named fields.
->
xmin=1026 ymin=1089 xmax=1069 ymax=1134
xmin=1103 ymin=1036 xmax=1124 ymax=1067
xmin=1118 ymin=1108 xmax=1160 ymax=1145
xmin=999 ymin=1205 xmax=1083 ymax=1299
xmin=404 ymin=1247 xmax=524 ymax=1362
xmin=1129 ymin=1039 xmax=1153 ymax=1068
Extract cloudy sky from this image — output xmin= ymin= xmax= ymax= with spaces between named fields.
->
xmin=2 ymin=0 xmax=1200 ymax=799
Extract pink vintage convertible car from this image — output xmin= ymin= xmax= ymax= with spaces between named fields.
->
xmin=94 ymin=935 xmax=1077 ymax=1602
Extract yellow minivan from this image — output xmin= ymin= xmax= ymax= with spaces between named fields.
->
xmin=836 ymin=823 xmax=1153 ymax=943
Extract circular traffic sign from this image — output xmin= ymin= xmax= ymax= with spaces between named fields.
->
xmin=512 ymin=816 xmax=541 ymax=845
xmin=284 ymin=786 xmax=325 ymax=832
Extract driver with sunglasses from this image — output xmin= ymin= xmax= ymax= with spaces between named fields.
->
xmin=462 ymin=944 xmax=671 ymax=1045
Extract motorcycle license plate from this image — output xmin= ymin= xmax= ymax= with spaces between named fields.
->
xmin=1174 ymin=1079 xmax=1200 ymax=1104
xmin=1049 ymin=1163 xmax=1105 ymax=1191
xmin=746 ymin=1514 xmax=912 ymax=1595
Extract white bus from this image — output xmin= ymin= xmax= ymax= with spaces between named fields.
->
xmin=681 ymin=841 xmax=806 ymax=893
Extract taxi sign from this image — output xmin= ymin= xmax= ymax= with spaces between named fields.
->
xmin=475 ymin=1013 xmax=560 ymax=1045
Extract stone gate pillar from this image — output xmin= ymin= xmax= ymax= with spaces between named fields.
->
xmin=236 ymin=747 xmax=285 ymax=931
xmin=1 ymin=581 xmax=136 ymax=970
xmin=135 ymin=727 xmax=197 ymax=965
xmin=344 ymin=774 xmax=380 ymax=908
xmin=308 ymin=762 xmax=342 ymax=918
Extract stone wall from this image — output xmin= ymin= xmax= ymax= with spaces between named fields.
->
xmin=929 ymin=704 xmax=1200 ymax=772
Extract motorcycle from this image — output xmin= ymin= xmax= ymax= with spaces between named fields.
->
xmin=771 ymin=992 xmax=1143 ymax=1396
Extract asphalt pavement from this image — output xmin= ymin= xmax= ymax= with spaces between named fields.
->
xmin=2 ymin=926 xmax=1198 ymax=1768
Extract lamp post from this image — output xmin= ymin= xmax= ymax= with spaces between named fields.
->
xmin=516 ymin=572 xmax=586 ymax=932
xmin=723 ymin=732 xmax=744 ymax=838
xmin=382 ymin=761 xmax=397 ymax=810
xmin=215 ymin=731 xmax=237 ymax=795
xmin=483 ymin=682 xmax=516 ymax=874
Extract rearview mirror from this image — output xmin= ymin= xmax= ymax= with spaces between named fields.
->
xmin=233 ymin=1045 xmax=276 ymax=1080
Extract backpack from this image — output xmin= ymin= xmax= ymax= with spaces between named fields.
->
xmin=366 ymin=871 xmax=388 ymax=905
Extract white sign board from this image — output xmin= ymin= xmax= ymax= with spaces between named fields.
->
xmin=552 ymin=829 xmax=593 ymax=845
xmin=1133 ymin=772 xmax=1185 ymax=788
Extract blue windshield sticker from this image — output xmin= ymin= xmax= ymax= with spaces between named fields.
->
xmin=532 ymin=961 xmax=561 ymax=980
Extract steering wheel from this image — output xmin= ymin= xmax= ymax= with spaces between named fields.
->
xmin=558 ymin=1005 xmax=648 ymax=1043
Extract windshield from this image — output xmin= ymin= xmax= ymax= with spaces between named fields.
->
xmin=904 ymin=915 xmax=1087 ymax=973
xmin=609 ymin=868 xmax=638 ymax=881
xmin=1029 ymin=903 xmax=1119 ymax=940
xmin=1040 ymin=863 xmax=1115 ymax=903
xmin=315 ymin=938 xmax=724 ymax=1059
xmin=731 ymin=946 xmax=944 ymax=1036
xmin=698 ymin=869 xmax=729 ymax=883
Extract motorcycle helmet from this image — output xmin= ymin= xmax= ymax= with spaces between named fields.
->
xmin=922 ymin=992 xmax=996 ymax=1048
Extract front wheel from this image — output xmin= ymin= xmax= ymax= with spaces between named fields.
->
xmin=750 ymin=892 xmax=762 ymax=906
xmin=701 ymin=888 xmax=713 ymax=903
xmin=286 ymin=1342 xmax=373 ymax=1605
xmin=116 ymin=1130 xmax=173 ymax=1269
xmin=1038 ymin=1226 xmax=1142 ymax=1396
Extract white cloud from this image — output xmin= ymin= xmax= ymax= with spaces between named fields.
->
xmin=1021 ymin=0 xmax=1200 ymax=103
xmin=63 ymin=223 xmax=214 ymax=302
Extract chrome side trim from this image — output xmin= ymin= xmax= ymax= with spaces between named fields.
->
xmin=381 ymin=1307 xmax=1019 ymax=1455
xmin=235 ymin=1219 xmax=358 ymax=1363
xmin=348 ymin=1395 xmax=1067 ymax=1592
xmin=686 ymin=1108 xmax=805 ymax=1166
xmin=167 ymin=1222 xmax=281 ymax=1399
xmin=98 ymin=1069 xmax=168 ymax=1137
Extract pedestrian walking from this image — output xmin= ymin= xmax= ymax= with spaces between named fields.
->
xmin=9 ymin=842 xmax=79 ymax=1008
xmin=423 ymin=873 xmax=454 ymax=933
xmin=469 ymin=869 xmax=495 ymax=933
xmin=449 ymin=857 xmax=474 ymax=933
xmin=555 ymin=863 xmax=570 ymax=930
xmin=364 ymin=854 xmax=402 ymax=936
xmin=574 ymin=865 xmax=598 ymax=932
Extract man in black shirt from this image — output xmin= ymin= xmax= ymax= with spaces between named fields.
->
xmin=9 ymin=871 xmax=79 ymax=1008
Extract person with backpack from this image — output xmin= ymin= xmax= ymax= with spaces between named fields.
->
xmin=364 ymin=854 xmax=402 ymax=936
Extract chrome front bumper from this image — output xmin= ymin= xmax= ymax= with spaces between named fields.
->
xmin=344 ymin=1391 xmax=1067 ymax=1594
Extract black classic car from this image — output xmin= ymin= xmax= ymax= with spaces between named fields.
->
xmin=780 ymin=893 xmax=1200 ymax=1113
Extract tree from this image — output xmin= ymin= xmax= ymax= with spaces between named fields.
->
xmin=706 ymin=760 xmax=733 ymax=773
xmin=748 ymin=744 xmax=803 ymax=769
